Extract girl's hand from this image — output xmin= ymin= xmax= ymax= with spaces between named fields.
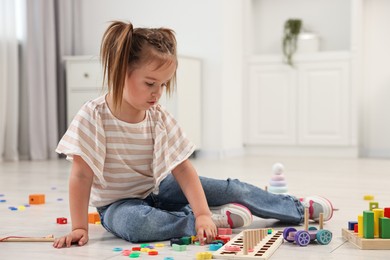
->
xmin=195 ymin=214 xmax=217 ymax=245
xmin=52 ymin=228 xmax=89 ymax=248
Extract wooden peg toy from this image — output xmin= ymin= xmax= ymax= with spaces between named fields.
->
xmin=0 ymin=234 xmax=55 ymax=242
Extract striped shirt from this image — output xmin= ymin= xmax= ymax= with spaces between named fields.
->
xmin=56 ymin=95 xmax=195 ymax=207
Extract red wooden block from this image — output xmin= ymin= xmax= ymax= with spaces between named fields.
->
xmin=354 ymin=223 xmax=358 ymax=233
xmin=384 ymin=207 xmax=390 ymax=218
xmin=218 ymin=228 xmax=232 ymax=235
xmin=215 ymin=235 xmax=230 ymax=244
xmin=56 ymin=217 xmax=68 ymax=224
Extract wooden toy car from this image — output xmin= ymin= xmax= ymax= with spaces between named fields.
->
xmin=283 ymin=208 xmax=332 ymax=246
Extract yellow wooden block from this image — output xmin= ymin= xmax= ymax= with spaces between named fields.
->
xmin=363 ymin=195 xmax=374 ymax=200
xmin=358 ymin=215 xmax=364 ymax=238
xmin=17 ymin=205 xmax=26 ymax=211
xmin=373 ymin=209 xmax=384 ymax=238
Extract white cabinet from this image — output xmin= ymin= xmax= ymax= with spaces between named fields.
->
xmin=242 ymin=0 xmax=360 ymax=157
xmin=248 ymin=63 xmax=297 ymax=145
xmin=64 ymin=55 xmax=202 ymax=149
xmin=298 ymin=60 xmax=350 ymax=145
xmin=64 ymin=56 xmax=104 ymax=126
xmin=245 ymin=53 xmax=354 ymax=150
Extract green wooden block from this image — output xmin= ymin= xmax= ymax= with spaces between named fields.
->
xmin=180 ymin=236 xmax=191 ymax=245
xmin=369 ymin=201 xmax=379 ymax=211
xmin=172 ymin=244 xmax=187 ymax=251
xmin=363 ymin=210 xmax=374 ymax=238
xmin=379 ymin=217 xmax=390 ymax=238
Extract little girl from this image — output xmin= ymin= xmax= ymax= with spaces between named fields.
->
xmin=53 ymin=21 xmax=333 ymax=248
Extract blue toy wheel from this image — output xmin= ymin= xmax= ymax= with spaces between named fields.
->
xmin=283 ymin=227 xmax=297 ymax=242
xmin=308 ymin=226 xmax=317 ymax=231
xmin=316 ymin=230 xmax=332 ymax=245
xmin=295 ymin=230 xmax=311 ymax=246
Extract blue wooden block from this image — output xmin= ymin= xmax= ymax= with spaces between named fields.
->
xmin=348 ymin=221 xmax=358 ymax=230
xmin=209 ymin=243 xmax=223 ymax=251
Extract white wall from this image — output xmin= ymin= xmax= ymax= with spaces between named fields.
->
xmin=71 ymin=0 xmax=390 ymax=159
xmin=73 ymin=0 xmax=244 ymax=157
xmin=361 ymin=0 xmax=390 ymax=158
xmin=251 ymin=0 xmax=351 ymax=54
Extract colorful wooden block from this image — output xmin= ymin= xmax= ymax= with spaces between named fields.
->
xmin=180 ymin=236 xmax=191 ymax=245
xmin=196 ymin=252 xmax=213 ymax=260
xmin=218 ymin=228 xmax=232 ymax=235
xmin=358 ymin=215 xmax=364 ymax=238
xmin=363 ymin=195 xmax=374 ymax=200
xmin=363 ymin=211 xmax=374 ymax=238
xmin=29 ymin=194 xmax=45 ymax=204
xmin=379 ymin=217 xmax=390 ymax=239
xmin=148 ymin=250 xmax=158 ymax=255
xmin=354 ymin=224 xmax=358 ymax=233
xmin=373 ymin=209 xmax=384 ymax=237
xmin=122 ymin=250 xmax=131 ymax=256
xmin=348 ymin=221 xmax=358 ymax=230
xmin=56 ymin=217 xmax=68 ymax=224
xmin=384 ymin=208 xmax=390 ymax=218
xmin=129 ymin=252 xmax=141 ymax=257
xmin=88 ymin=212 xmax=100 ymax=224
xmin=215 ymin=235 xmax=230 ymax=244
xmin=369 ymin=202 xmax=379 ymax=211
xmin=172 ymin=244 xmax=186 ymax=251
xmin=209 ymin=243 xmax=223 ymax=251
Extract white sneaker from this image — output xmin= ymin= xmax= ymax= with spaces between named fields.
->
xmin=210 ymin=203 xmax=253 ymax=228
xmin=301 ymin=195 xmax=334 ymax=222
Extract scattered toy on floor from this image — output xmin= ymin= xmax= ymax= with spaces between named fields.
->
xmin=342 ymin=202 xmax=390 ymax=249
xmin=268 ymin=163 xmax=288 ymax=194
xmin=283 ymin=208 xmax=332 ymax=246
xmin=213 ymin=228 xmax=283 ymax=259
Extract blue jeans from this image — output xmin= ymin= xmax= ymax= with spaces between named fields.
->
xmin=97 ymin=174 xmax=304 ymax=242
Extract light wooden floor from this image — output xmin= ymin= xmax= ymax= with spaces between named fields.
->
xmin=1 ymin=155 xmax=390 ymax=259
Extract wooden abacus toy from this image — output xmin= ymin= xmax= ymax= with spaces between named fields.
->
xmin=212 ymin=228 xmax=284 ymax=259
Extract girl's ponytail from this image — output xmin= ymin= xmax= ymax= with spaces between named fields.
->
xmin=100 ymin=21 xmax=133 ymax=111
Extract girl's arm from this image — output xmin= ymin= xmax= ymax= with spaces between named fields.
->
xmin=171 ymin=159 xmax=216 ymax=244
xmin=53 ymin=155 xmax=94 ymax=248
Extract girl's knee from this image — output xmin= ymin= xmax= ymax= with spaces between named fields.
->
xmin=226 ymin=178 xmax=251 ymax=197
